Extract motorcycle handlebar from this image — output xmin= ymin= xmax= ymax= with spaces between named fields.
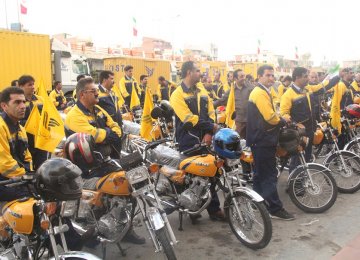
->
xmin=145 ymin=138 xmax=171 ymax=152
xmin=181 ymin=143 xmax=208 ymax=155
xmin=0 ymin=177 xmax=22 ymax=186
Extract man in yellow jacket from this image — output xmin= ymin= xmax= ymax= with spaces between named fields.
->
xmin=49 ymin=81 xmax=67 ymax=110
xmin=0 ymin=87 xmax=33 ymax=201
xmin=18 ymin=75 xmax=47 ymax=170
xmin=330 ymin=67 xmax=355 ymax=149
xmin=119 ymin=65 xmax=141 ymax=108
xmin=247 ymin=65 xmax=294 ymax=220
xmin=154 ymin=76 xmax=177 ymax=102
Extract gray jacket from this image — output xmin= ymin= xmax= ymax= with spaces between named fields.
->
xmin=214 ymin=82 xmax=254 ymax=123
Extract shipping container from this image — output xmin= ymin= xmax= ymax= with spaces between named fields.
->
xmin=0 ymin=30 xmax=52 ymax=91
xmin=233 ymin=62 xmax=273 ymax=79
xmin=176 ymin=61 xmax=228 ymax=83
xmin=104 ymin=57 xmax=171 ymax=94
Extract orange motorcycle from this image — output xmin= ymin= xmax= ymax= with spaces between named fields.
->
xmin=0 ymin=158 xmax=100 ymax=260
xmin=63 ymin=133 xmax=177 ymax=260
xmin=145 ymin=126 xmax=272 ymax=249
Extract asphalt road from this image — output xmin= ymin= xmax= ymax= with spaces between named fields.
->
xmin=84 ymin=165 xmax=360 ymax=260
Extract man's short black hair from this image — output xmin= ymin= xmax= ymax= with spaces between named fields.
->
xmin=158 ymin=76 xmax=165 ymax=81
xmin=0 ymin=87 xmax=25 ymax=104
xmin=18 ymin=75 xmax=35 ymax=86
xmin=245 ymin=74 xmax=254 ymax=81
xmin=124 ymin=65 xmax=133 ymax=72
xmin=140 ymin=75 xmax=148 ymax=81
xmin=283 ymin=75 xmax=292 ymax=82
xmin=181 ymin=61 xmax=196 ymax=79
xmin=77 ymin=74 xmax=86 ymax=82
xmin=99 ymin=70 xmax=114 ymax=83
xmin=292 ymin=67 xmax=308 ymax=81
xmin=11 ymin=80 xmax=18 ymax=86
xmin=53 ymin=81 xmax=61 ymax=88
xmin=257 ymin=65 xmax=274 ymax=77
xmin=233 ymin=69 xmax=243 ymax=80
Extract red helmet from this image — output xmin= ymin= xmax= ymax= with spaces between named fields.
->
xmin=64 ymin=133 xmax=98 ymax=172
xmin=345 ymin=104 xmax=360 ymax=118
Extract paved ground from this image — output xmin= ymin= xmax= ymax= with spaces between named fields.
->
xmin=84 ymin=166 xmax=360 ymax=260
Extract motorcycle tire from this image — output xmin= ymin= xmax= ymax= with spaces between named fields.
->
xmin=344 ymin=140 xmax=360 ymax=156
xmin=155 ymin=227 xmax=177 ymax=260
xmin=288 ymin=164 xmax=337 ymax=213
xmin=324 ymin=150 xmax=360 ymax=193
xmin=225 ymin=192 xmax=272 ymax=250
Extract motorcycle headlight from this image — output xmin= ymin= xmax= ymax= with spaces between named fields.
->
xmin=226 ymin=158 xmax=240 ymax=167
xmin=126 ymin=166 xmax=148 ymax=185
xmin=61 ymin=200 xmax=78 ymax=217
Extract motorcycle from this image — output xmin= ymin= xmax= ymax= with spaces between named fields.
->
xmin=0 ymin=160 xmax=100 ymax=260
xmin=146 ymin=125 xmax=272 ymax=249
xmin=278 ymin=124 xmax=338 ymax=213
xmin=63 ymin=134 xmax=177 ymax=259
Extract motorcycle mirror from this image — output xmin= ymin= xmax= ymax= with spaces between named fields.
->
xmin=151 ymin=106 xmax=163 ymax=119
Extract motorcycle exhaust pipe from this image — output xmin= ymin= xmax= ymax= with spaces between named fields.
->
xmin=145 ymin=194 xmax=178 ymax=208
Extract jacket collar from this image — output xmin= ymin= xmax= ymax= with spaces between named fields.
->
xmin=291 ymin=83 xmax=307 ymax=94
xmin=181 ymin=81 xmax=199 ymax=94
xmin=1 ymin=112 xmax=20 ymax=134
xmin=257 ymin=83 xmax=270 ymax=94
xmin=76 ymin=100 xmax=99 ymax=116
xmin=26 ymin=94 xmax=38 ymax=102
xmin=98 ymin=84 xmax=107 ymax=93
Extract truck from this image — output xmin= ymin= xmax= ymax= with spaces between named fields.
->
xmin=232 ymin=62 xmax=273 ymax=79
xmin=104 ymin=57 xmax=171 ymax=95
xmin=0 ymin=30 xmax=89 ymax=95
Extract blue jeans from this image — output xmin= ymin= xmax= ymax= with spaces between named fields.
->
xmin=252 ymin=146 xmax=283 ymax=214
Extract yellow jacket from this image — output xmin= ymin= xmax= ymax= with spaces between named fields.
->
xmin=247 ymin=84 xmax=284 ymax=147
xmin=0 ymin=113 xmax=32 ymax=178
xmin=277 ymin=84 xmax=290 ymax=100
xmin=154 ymin=81 xmax=177 ymax=101
xmin=351 ymin=81 xmax=360 ymax=92
xmin=119 ymin=76 xmax=140 ymax=98
xmin=270 ymin=86 xmax=280 ymax=106
xmin=330 ymin=81 xmax=354 ymax=132
xmin=49 ymin=89 xmax=66 ymax=108
xmin=65 ymin=101 xmax=122 ymax=144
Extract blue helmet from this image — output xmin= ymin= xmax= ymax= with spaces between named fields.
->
xmin=213 ymin=128 xmax=241 ymax=159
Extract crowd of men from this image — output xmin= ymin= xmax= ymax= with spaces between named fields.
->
xmin=0 ymin=62 xmax=359 ymax=236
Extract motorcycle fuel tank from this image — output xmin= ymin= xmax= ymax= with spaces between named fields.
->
xmin=179 ymin=154 xmax=217 ymax=177
xmin=96 ymin=171 xmax=130 ymax=195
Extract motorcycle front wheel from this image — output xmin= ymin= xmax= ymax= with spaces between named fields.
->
xmin=324 ymin=150 xmax=360 ymax=193
xmin=225 ymin=192 xmax=272 ymax=249
xmin=155 ymin=227 xmax=177 ymax=260
xmin=288 ymin=164 xmax=337 ymax=213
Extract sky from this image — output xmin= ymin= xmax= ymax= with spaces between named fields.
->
xmin=1 ymin=0 xmax=359 ymax=65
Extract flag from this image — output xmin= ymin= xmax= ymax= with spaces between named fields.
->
xmin=225 ymin=85 xmax=236 ymax=129
xmin=24 ymin=105 xmax=40 ymax=136
xmin=35 ymin=79 xmax=65 ymax=152
xmin=257 ymin=39 xmax=261 ymax=54
xmin=132 ymin=17 xmax=137 ymax=37
xmin=295 ymin=46 xmax=299 ymax=59
xmin=140 ymin=88 xmax=155 ymax=141
xmin=20 ymin=0 xmax=27 ymax=14
xmin=129 ymin=84 xmax=140 ymax=109
xmin=112 ymin=84 xmax=125 ymax=108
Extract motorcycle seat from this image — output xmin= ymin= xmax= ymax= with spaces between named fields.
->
xmin=148 ymin=144 xmax=186 ymax=168
xmin=82 ymin=177 xmax=100 ymax=191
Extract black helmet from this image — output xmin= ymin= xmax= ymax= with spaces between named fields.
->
xmin=278 ymin=128 xmax=300 ymax=155
xmin=160 ymin=100 xmax=174 ymax=119
xmin=64 ymin=133 xmax=100 ymax=172
xmin=36 ymin=158 xmax=83 ymax=201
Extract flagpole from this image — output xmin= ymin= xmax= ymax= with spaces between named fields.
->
xmin=16 ymin=0 xmax=22 ymax=31
xmin=4 ymin=0 xmax=8 ymax=29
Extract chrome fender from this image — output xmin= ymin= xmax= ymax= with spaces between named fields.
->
xmin=50 ymin=251 xmax=101 ymax=260
xmin=232 ymin=186 xmax=264 ymax=202
xmin=287 ymin=163 xmax=330 ymax=186
xmin=344 ymin=138 xmax=360 ymax=151
xmin=147 ymin=207 xmax=165 ymax=230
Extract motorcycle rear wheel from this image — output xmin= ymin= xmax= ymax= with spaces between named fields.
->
xmin=225 ymin=192 xmax=272 ymax=249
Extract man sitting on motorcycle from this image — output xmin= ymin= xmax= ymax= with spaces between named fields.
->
xmin=64 ymin=77 xmax=145 ymax=244
xmin=0 ymin=86 xmax=32 ymax=201
xmin=170 ymin=61 xmax=225 ymax=221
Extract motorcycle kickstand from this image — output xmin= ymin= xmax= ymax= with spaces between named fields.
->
xmin=116 ymin=242 xmax=127 ymax=257
xmin=102 ymin=243 xmax=107 ymax=259
xmin=178 ymin=212 xmax=184 ymax=231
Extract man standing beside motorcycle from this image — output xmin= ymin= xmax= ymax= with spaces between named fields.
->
xmin=280 ymin=67 xmax=340 ymax=173
xmin=170 ymin=61 xmax=225 ymax=221
xmin=247 ymin=65 xmax=294 ymax=220
xmin=0 ymin=86 xmax=32 ymax=201
xmin=64 ymin=77 xmax=145 ymax=244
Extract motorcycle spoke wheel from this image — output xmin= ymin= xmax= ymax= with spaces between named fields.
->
xmin=226 ymin=192 xmax=272 ymax=249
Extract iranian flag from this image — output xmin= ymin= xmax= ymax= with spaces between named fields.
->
xmin=257 ymin=39 xmax=261 ymax=54
xmin=133 ymin=17 xmax=137 ymax=37
xmin=20 ymin=0 xmax=27 ymax=15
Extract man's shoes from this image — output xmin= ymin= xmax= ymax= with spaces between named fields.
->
xmin=122 ymin=228 xmax=146 ymax=245
xmin=270 ymin=209 xmax=295 ymax=221
xmin=209 ymin=210 xmax=226 ymax=221
xmin=189 ymin=213 xmax=202 ymax=224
